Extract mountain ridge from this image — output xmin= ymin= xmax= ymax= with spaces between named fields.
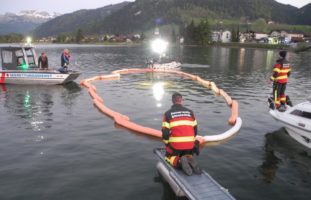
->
xmin=33 ymin=2 xmax=131 ymax=37
xmin=0 ymin=10 xmax=60 ymax=34
xmin=30 ymin=0 xmax=311 ymax=37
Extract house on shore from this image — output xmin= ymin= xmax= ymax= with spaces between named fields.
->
xmin=269 ymin=30 xmax=305 ymax=44
xmin=212 ymin=30 xmax=232 ymax=43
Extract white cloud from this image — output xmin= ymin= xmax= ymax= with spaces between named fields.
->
xmin=275 ymin=0 xmax=311 ymax=8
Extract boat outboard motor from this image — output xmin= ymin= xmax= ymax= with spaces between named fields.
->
xmin=286 ymin=95 xmax=293 ymax=107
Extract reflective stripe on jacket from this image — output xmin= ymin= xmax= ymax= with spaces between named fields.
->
xmin=270 ymin=59 xmax=291 ymax=84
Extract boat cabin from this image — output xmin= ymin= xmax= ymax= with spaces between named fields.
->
xmin=0 ymin=45 xmax=38 ymax=70
xmin=290 ymin=102 xmax=311 ymax=120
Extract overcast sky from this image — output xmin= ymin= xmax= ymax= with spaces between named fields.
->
xmin=0 ymin=0 xmax=310 ymax=14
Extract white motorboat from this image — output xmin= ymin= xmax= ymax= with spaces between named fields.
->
xmin=148 ymin=38 xmax=181 ymax=70
xmin=0 ymin=45 xmax=80 ymax=85
xmin=147 ymin=61 xmax=181 ymax=70
xmin=269 ymin=100 xmax=311 ymax=149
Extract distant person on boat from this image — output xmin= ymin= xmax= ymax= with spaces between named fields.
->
xmin=270 ymin=50 xmax=291 ymax=111
xmin=147 ymin=59 xmax=155 ymax=69
xmin=60 ymin=49 xmax=71 ymax=73
xmin=38 ymin=52 xmax=48 ymax=69
xmin=61 ymin=49 xmax=70 ymax=67
xmin=161 ymin=92 xmax=201 ymax=176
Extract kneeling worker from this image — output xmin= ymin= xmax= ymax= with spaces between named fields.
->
xmin=162 ymin=92 xmax=201 ymax=176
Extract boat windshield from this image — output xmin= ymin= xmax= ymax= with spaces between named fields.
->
xmin=1 ymin=49 xmax=19 ymax=70
xmin=290 ymin=109 xmax=311 ymax=119
xmin=1 ymin=47 xmax=38 ymax=70
xmin=16 ymin=49 xmax=26 ymax=68
xmin=25 ymin=48 xmax=37 ymax=68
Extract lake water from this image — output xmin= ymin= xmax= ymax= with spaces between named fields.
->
xmin=0 ymin=44 xmax=310 ymax=200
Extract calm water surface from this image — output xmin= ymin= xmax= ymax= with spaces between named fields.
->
xmin=0 ymin=44 xmax=311 ymax=200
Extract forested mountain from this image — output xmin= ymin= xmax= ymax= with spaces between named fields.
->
xmin=33 ymin=2 xmax=130 ymax=37
xmin=296 ymin=4 xmax=311 ymax=25
xmin=34 ymin=0 xmax=311 ymax=37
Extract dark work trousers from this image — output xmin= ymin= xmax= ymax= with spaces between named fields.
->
xmin=273 ymin=82 xmax=287 ymax=107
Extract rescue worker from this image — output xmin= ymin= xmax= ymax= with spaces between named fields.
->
xmin=38 ymin=52 xmax=48 ymax=69
xmin=59 ymin=49 xmax=70 ymax=73
xmin=162 ymin=92 xmax=201 ymax=176
xmin=61 ymin=49 xmax=70 ymax=66
xmin=270 ymin=51 xmax=291 ymax=111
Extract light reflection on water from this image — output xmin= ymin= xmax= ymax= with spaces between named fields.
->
xmin=0 ymin=44 xmax=310 ymax=200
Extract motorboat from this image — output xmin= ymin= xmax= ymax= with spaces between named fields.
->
xmin=0 ymin=45 xmax=80 ymax=85
xmin=147 ymin=61 xmax=181 ymax=70
xmin=269 ymin=99 xmax=311 ymax=149
xmin=148 ymin=38 xmax=181 ymax=70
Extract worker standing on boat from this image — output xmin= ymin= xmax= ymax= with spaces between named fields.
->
xmin=162 ymin=92 xmax=201 ymax=176
xmin=61 ymin=49 xmax=71 ymax=70
xmin=270 ymin=51 xmax=291 ymax=111
xmin=38 ymin=52 xmax=48 ymax=69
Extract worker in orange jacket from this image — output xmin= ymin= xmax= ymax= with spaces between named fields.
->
xmin=162 ymin=92 xmax=201 ymax=175
xmin=270 ymin=51 xmax=291 ymax=111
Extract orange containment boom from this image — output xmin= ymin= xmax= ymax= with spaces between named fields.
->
xmin=80 ymin=68 xmax=242 ymax=144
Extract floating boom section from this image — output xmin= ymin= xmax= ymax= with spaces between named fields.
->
xmin=80 ymin=68 xmax=242 ymax=143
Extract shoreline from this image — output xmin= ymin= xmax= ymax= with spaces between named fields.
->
xmin=4 ymin=41 xmax=309 ymax=52
xmin=209 ymin=42 xmax=289 ymax=50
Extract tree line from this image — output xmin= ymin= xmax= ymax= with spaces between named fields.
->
xmin=0 ymin=33 xmax=24 ymax=43
xmin=55 ymin=29 xmax=84 ymax=43
xmin=181 ymin=19 xmax=211 ymax=45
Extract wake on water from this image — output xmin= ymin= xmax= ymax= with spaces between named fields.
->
xmin=180 ymin=63 xmax=210 ymax=68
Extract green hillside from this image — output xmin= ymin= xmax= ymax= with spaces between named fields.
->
xmin=34 ymin=0 xmax=311 ymax=37
xmin=33 ymin=2 xmax=130 ymax=37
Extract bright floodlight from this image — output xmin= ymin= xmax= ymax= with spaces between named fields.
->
xmin=151 ymin=38 xmax=168 ymax=54
xmin=26 ymin=37 xmax=32 ymax=44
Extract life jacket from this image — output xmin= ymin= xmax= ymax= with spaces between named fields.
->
xmin=270 ymin=59 xmax=291 ymax=84
xmin=162 ymin=104 xmax=197 ymax=152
